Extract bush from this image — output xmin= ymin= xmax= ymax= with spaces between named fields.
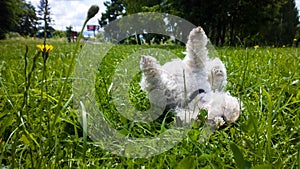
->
xmin=5 ymin=32 xmax=22 ymax=39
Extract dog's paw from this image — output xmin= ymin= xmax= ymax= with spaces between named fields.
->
xmin=183 ymin=26 xmax=209 ymax=69
xmin=223 ymin=95 xmax=240 ymax=123
xmin=140 ymin=55 xmax=159 ymax=71
xmin=188 ymin=26 xmax=208 ymax=48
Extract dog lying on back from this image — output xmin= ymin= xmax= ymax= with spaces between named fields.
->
xmin=140 ymin=27 xmax=240 ymax=127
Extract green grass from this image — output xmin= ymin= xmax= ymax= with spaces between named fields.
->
xmin=0 ymin=39 xmax=299 ymax=168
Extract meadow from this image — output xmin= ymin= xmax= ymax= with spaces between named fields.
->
xmin=0 ymin=39 xmax=299 ymax=168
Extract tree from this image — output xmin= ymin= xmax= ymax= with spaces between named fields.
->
xmin=37 ymin=0 xmax=54 ymax=35
xmin=14 ymin=1 xmax=38 ymax=37
xmin=66 ymin=26 xmax=73 ymax=37
xmin=52 ymin=30 xmax=65 ymax=38
xmin=100 ymin=0 xmax=299 ymax=46
xmin=99 ymin=0 xmax=126 ymax=27
xmin=0 ymin=0 xmax=23 ymax=39
xmin=121 ymin=0 xmax=163 ymax=14
xmin=121 ymin=0 xmax=187 ymax=44
xmin=277 ymin=0 xmax=299 ymax=46
xmin=164 ymin=0 xmax=298 ymax=46
xmin=0 ymin=0 xmax=38 ymax=39
xmin=98 ymin=0 xmax=126 ymax=42
xmin=66 ymin=25 xmax=73 ymax=42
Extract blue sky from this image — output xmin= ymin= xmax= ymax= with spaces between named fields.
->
xmin=30 ymin=0 xmax=300 ymax=32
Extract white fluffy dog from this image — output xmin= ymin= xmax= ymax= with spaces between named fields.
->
xmin=139 ymin=27 xmax=240 ymax=127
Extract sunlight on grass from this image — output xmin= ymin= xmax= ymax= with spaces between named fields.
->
xmin=0 ymin=40 xmax=299 ymax=168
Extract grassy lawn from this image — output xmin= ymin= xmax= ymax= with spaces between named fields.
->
xmin=0 ymin=39 xmax=299 ymax=168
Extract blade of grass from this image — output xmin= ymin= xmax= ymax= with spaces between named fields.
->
xmin=262 ymin=88 xmax=273 ymax=164
xmin=80 ymin=101 xmax=87 ymax=166
xmin=230 ymin=142 xmax=247 ymax=169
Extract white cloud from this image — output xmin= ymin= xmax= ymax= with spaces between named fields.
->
xmin=296 ymin=0 xmax=300 ymax=12
xmin=29 ymin=0 xmax=107 ymax=31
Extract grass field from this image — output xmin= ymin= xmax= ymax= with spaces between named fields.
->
xmin=0 ymin=39 xmax=299 ymax=168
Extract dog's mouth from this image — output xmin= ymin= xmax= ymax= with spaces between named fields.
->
xmin=215 ymin=72 xmax=224 ymax=76
xmin=212 ymin=69 xmax=225 ymax=77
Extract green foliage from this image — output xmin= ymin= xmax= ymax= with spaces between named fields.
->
xmin=175 ymin=156 xmax=195 ymax=169
xmin=14 ymin=1 xmax=38 ymax=37
xmin=98 ymin=0 xmax=126 ymax=28
xmin=278 ymin=0 xmax=299 ymax=45
xmin=95 ymin=31 xmax=106 ymax=42
xmin=0 ymin=40 xmax=79 ymax=168
xmin=98 ymin=0 xmax=126 ymax=43
xmin=37 ymin=0 xmax=53 ymax=27
xmin=65 ymin=25 xmax=73 ymax=37
xmin=36 ymin=0 xmax=55 ymax=40
xmin=0 ymin=40 xmax=299 ymax=168
xmin=230 ymin=143 xmax=249 ymax=169
xmin=0 ymin=0 xmax=38 ymax=39
xmin=52 ymin=30 xmax=65 ymax=38
xmin=121 ymin=0 xmax=163 ymax=14
xmin=0 ymin=0 xmax=22 ymax=39
xmin=108 ymin=0 xmax=299 ymax=46
xmin=4 ymin=32 xmax=22 ymax=39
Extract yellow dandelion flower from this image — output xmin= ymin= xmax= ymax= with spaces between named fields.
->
xmin=37 ymin=44 xmax=54 ymax=53
xmin=254 ymin=45 xmax=259 ymax=49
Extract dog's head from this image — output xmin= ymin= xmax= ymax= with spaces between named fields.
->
xmin=209 ymin=58 xmax=226 ymax=78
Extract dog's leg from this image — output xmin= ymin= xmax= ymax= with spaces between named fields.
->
xmin=140 ymin=55 xmax=183 ymax=109
xmin=140 ymin=55 xmax=164 ymax=92
xmin=182 ymin=27 xmax=211 ymax=98
xmin=183 ymin=26 xmax=209 ymax=71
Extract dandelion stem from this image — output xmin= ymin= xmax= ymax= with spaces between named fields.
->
xmin=23 ymin=46 xmax=28 ymax=111
xmin=51 ymin=18 xmax=89 ymax=135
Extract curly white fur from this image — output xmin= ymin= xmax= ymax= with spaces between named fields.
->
xmin=140 ymin=26 xmax=240 ymax=126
